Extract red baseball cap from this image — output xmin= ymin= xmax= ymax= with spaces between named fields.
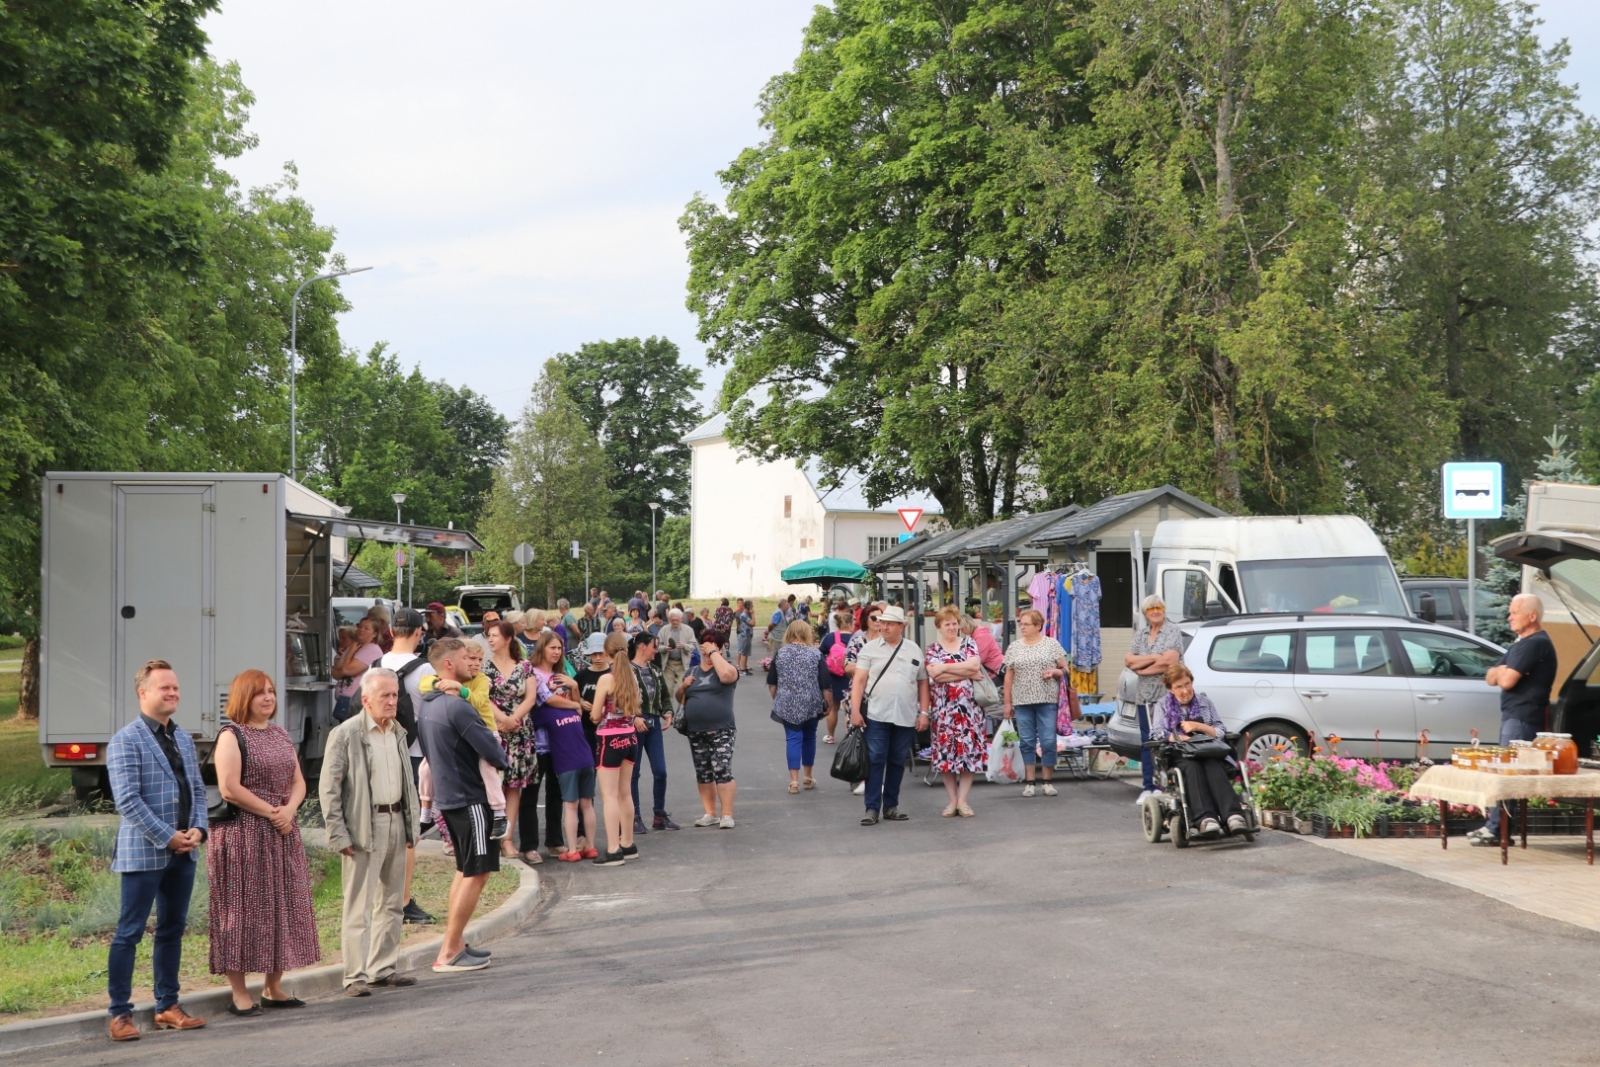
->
xmin=425 ymin=602 xmax=448 ymax=613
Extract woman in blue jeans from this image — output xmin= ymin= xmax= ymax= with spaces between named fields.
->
xmin=628 ymin=631 xmax=679 ymax=832
xmin=767 ymin=620 xmax=827 ymax=792
xmin=1002 ymin=608 xmax=1070 ymax=797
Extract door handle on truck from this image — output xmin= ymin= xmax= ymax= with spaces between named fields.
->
xmin=1298 ymin=689 xmax=1329 ymax=699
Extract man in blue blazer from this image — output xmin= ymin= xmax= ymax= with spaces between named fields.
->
xmin=104 ymin=659 xmax=209 ymax=1042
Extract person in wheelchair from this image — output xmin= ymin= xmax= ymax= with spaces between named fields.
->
xmin=1157 ymin=663 xmax=1247 ymax=837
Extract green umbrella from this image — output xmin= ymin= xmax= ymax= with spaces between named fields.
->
xmin=780 ymin=557 xmax=871 ymax=586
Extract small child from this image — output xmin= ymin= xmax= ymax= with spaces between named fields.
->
xmin=420 ymin=647 xmax=509 ymax=840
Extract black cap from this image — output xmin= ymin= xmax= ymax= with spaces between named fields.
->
xmin=393 ymin=607 xmax=425 ymax=629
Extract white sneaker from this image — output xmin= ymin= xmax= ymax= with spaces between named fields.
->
xmin=1040 ymin=782 xmax=1058 ymax=797
xmin=1226 ymin=814 xmax=1247 ymax=833
xmin=719 ymin=815 xmax=735 ymax=829
xmin=1135 ymin=789 xmax=1153 ymax=806
xmin=693 ymin=813 xmax=720 ymax=827
xmin=1021 ymin=783 xmax=1036 ymax=798
xmin=852 ymin=782 xmax=866 ymax=796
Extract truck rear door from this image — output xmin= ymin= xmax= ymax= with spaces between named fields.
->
xmin=116 ymin=484 xmax=213 ymax=736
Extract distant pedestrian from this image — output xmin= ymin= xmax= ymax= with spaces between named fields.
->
xmin=818 ymin=611 xmax=855 ymax=744
xmin=734 ymin=599 xmax=754 ymax=675
xmin=926 ymin=606 xmax=987 ymax=818
xmin=105 ymin=660 xmax=209 ymax=1042
xmin=378 ymin=607 xmax=435 ymax=926
xmin=677 ymin=628 xmax=740 ymax=828
xmin=209 ymin=669 xmax=320 ymax=1016
xmin=420 ymin=602 xmax=464 ymax=653
xmin=320 ymin=669 xmax=422 ymax=996
xmin=714 ymin=597 xmax=735 ymax=634
xmin=588 ymin=632 xmax=646 ymax=865
xmin=1002 ymin=608 xmax=1069 ymax=798
xmin=417 ymin=639 xmax=509 ymax=973
xmin=768 ymin=620 xmax=826 ymax=794
xmin=630 ymin=631 xmax=679 ymax=832
xmin=333 ymin=617 xmax=382 ymax=722
xmin=558 ymin=598 xmax=579 ymax=632
xmin=849 ymin=607 xmax=929 ymax=826
xmin=659 ymin=609 xmax=698 ymax=701
xmin=365 ymin=604 xmax=395 ymax=654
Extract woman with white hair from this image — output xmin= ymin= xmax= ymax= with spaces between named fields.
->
xmin=1125 ymin=595 xmax=1184 ymax=805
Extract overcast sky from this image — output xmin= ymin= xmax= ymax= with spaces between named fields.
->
xmin=201 ymin=1 xmax=1600 ymax=421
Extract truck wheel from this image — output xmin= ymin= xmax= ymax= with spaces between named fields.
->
xmin=1242 ymin=720 xmax=1309 ymax=765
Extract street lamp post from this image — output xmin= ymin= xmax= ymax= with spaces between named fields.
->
xmin=648 ymin=502 xmax=661 ymax=598
xmin=392 ymin=492 xmax=406 ymax=605
xmin=289 ymin=266 xmax=372 ymax=480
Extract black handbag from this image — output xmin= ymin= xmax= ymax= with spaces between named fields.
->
xmin=1173 ymin=737 xmax=1233 ymax=760
xmin=205 ymin=723 xmax=247 ymax=824
xmin=830 ymin=725 xmax=869 ymax=782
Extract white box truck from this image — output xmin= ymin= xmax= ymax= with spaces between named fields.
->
xmin=39 ymin=472 xmax=482 ymax=796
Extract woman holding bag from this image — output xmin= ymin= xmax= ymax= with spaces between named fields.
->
xmin=925 ymin=606 xmax=987 ymax=818
xmin=1124 ymin=595 xmax=1184 ymax=806
xmin=1001 ymin=608 xmax=1070 ymax=797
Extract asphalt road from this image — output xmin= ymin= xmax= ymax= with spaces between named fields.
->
xmin=23 ymin=679 xmax=1600 ymax=1067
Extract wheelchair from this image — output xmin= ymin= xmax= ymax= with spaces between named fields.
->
xmin=1139 ymin=735 xmax=1261 ymax=848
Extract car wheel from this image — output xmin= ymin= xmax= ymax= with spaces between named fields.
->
xmin=1142 ymin=797 xmax=1165 ymax=843
xmin=1241 ymin=719 xmax=1310 ymax=765
xmin=1170 ymin=814 xmax=1189 ymax=849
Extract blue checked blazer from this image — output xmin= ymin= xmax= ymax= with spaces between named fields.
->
xmin=107 ymin=717 xmax=209 ymax=873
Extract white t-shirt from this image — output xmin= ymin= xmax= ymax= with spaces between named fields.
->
xmin=380 ymin=650 xmax=433 ymax=757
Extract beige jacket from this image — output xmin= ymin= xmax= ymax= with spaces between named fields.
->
xmin=319 ymin=712 xmax=419 ymax=854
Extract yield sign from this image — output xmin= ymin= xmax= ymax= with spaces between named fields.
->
xmin=897 ymin=508 xmax=923 ymax=533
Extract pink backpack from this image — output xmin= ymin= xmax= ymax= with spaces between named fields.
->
xmin=825 ymin=634 xmax=848 ymax=676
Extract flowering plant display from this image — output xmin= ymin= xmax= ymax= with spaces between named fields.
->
xmin=1252 ymin=754 xmax=1461 ymax=835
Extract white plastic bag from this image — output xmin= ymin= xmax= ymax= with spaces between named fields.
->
xmin=986 ymin=720 xmax=1026 ymax=784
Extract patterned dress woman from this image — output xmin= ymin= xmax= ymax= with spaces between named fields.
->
xmin=925 ymin=635 xmax=988 ymax=774
xmin=208 ymin=722 xmax=321 ymax=975
xmin=484 ymin=657 xmax=537 ymax=788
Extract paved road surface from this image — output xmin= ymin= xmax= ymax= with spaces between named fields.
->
xmin=24 ymin=678 xmax=1600 ymax=1066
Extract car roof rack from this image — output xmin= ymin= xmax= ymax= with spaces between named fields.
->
xmin=1199 ymin=612 xmax=1422 ymax=628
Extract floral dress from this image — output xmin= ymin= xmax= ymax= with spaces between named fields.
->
xmin=926 ymin=636 xmax=987 ymax=774
xmin=484 ymin=657 xmax=537 ymax=788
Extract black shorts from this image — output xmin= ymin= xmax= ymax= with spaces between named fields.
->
xmin=440 ymin=804 xmax=500 ymax=877
xmin=596 ymin=733 xmax=639 ymax=769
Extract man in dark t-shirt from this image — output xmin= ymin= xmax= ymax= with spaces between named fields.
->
xmin=1470 ymin=594 xmax=1561 ymax=845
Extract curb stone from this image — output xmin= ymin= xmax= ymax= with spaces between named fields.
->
xmin=0 ymin=859 xmax=540 ymax=1056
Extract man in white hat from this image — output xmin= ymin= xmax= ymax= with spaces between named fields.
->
xmin=848 ymin=605 xmax=929 ymax=825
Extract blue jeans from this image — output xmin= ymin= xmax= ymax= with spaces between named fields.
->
xmin=107 ymin=858 xmax=196 ymax=1017
xmin=1484 ymin=717 xmax=1541 ymax=834
xmin=1136 ymin=704 xmax=1156 ymax=791
xmin=785 ymin=720 xmax=819 ymax=771
xmin=864 ymin=719 xmax=916 ymax=814
xmin=630 ymin=716 xmax=668 ymax=816
xmin=1013 ymin=702 xmax=1058 ymax=769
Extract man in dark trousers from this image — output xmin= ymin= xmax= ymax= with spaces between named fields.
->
xmin=417 ymin=638 xmax=508 ymax=971
xmin=1469 ymin=594 xmax=1560 ymax=845
xmin=104 ymin=660 xmax=209 ymax=1041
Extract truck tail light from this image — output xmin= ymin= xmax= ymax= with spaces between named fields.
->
xmin=54 ymin=743 xmax=97 ymax=761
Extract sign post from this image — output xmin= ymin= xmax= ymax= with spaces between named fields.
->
xmin=393 ymin=548 xmax=408 ymax=606
xmin=1442 ymin=463 xmax=1503 ymax=636
xmin=512 ymin=542 xmax=535 ymax=605
xmin=571 ymin=540 xmax=587 ymax=597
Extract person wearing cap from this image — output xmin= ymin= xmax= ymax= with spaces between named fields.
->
xmin=377 ymin=607 xmax=436 ymax=926
xmin=848 ymin=605 xmax=929 ymax=826
xmin=419 ymin=602 xmax=463 ymax=653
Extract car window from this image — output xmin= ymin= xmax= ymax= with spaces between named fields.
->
xmin=1208 ymin=631 xmax=1295 ymax=672
xmin=1405 ymin=586 xmax=1458 ymax=621
xmin=1397 ymin=629 xmax=1497 ymax=679
xmin=1303 ymin=630 xmax=1394 ymax=676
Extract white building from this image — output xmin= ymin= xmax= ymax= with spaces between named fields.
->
xmin=684 ymin=413 xmax=941 ymax=599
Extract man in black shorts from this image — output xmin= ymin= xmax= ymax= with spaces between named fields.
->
xmin=416 ymin=638 xmax=508 ymax=972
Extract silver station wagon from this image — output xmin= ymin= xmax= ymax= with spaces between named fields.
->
xmin=1107 ymin=615 xmax=1506 ymax=765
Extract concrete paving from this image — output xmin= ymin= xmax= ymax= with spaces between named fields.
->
xmin=18 ymin=677 xmax=1600 ymax=1066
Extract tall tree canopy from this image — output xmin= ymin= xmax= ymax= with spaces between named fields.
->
xmin=555 ymin=336 xmax=701 ymax=563
xmin=683 ymin=0 xmax=1600 ymax=532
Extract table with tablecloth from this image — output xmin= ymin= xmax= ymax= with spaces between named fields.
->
xmin=1408 ymin=766 xmax=1600 ymax=864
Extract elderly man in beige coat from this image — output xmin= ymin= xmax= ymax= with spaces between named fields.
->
xmin=319 ymin=668 xmax=420 ymax=996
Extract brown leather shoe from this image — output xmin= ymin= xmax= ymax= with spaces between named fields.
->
xmin=369 ymin=974 xmax=417 ymax=987
xmin=152 ymin=1005 xmax=206 ymax=1031
xmin=109 ymin=1015 xmax=140 ymax=1042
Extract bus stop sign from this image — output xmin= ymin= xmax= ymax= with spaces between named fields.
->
xmin=1442 ymin=462 xmax=1502 ymax=520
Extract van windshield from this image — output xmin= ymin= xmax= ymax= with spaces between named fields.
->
xmin=1237 ymin=556 xmax=1406 ymax=616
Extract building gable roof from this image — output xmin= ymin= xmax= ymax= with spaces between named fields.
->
xmin=1027 ymin=485 xmax=1227 ymax=546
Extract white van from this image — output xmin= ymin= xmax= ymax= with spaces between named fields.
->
xmin=1146 ymin=516 xmax=1410 ymax=622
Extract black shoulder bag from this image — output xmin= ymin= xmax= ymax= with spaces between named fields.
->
xmin=206 ymin=723 xmax=248 ymax=825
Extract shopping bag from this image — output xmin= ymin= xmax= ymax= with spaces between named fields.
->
xmin=986 ymin=720 xmax=1026 ymax=784
xmin=830 ymin=725 xmax=869 ymax=782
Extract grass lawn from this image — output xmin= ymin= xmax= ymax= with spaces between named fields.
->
xmin=0 ymin=846 xmax=519 ymax=1019
xmin=0 ymin=664 xmax=69 ymax=815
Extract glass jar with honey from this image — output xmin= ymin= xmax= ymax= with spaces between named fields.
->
xmin=1534 ymin=732 xmax=1580 ymax=775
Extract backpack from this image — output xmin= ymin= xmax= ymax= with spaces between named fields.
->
xmin=824 ymin=633 xmax=848 ymax=677
xmin=393 ymin=655 xmax=428 ymax=748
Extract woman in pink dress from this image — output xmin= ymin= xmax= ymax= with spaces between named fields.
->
xmin=209 ymin=669 xmax=320 ymax=1016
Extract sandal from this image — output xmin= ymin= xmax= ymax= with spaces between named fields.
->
xmin=789 ymin=782 xmax=800 ymax=794
xmin=942 ymin=805 xmax=957 ymax=818
xmin=802 ymin=777 xmax=816 ymax=790
xmin=522 ymin=850 xmax=544 ymax=864
xmin=958 ymin=805 xmax=975 ymax=818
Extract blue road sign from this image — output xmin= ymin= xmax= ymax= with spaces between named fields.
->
xmin=1442 ymin=462 xmax=1503 ymax=520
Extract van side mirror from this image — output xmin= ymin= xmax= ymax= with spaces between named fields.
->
xmin=1417 ymin=592 xmax=1438 ymax=624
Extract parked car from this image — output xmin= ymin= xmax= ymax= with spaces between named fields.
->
xmin=1107 ymin=613 xmax=1505 ymax=766
xmin=333 ymin=596 xmax=398 ymax=629
xmin=453 ymin=583 xmax=520 ymax=622
xmin=1398 ymin=577 xmax=1501 ymax=634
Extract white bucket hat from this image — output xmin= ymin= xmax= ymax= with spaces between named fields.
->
xmin=877 ymin=606 xmax=909 ymax=625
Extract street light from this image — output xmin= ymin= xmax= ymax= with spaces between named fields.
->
xmin=648 ymin=502 xmax=661 ymax=598
xmin=392 ymin=493 xmax=406 ymax=605
xmin=289 ymin=266 xmax=373 ymax=480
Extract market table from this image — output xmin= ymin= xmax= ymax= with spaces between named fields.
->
xmin=1408 ymin=766 xmax=1600 ymax=865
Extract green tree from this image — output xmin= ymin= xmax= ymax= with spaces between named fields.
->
xmin=479 ymin=362 xmax=623 ymax=607
xmin=681 ymin=0 xmax=1091 ymax=526
xmin=555 ymin=337 xmax=701 ymax=562
xmin=656 ymin=515 xmax=691 ymax=599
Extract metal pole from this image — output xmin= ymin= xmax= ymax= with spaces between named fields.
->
xmin=288 ymin=267 xmax=371 ymax=481
xmin=651 ymin=508 xmax=658 ymax=595
xmin=1467 ymin=518 xmax=1476 ymax=637
xmin=520 ymin=563 xmax=526 ymax=605
xmin=394 ymin=499 xmax=403 ymax=604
